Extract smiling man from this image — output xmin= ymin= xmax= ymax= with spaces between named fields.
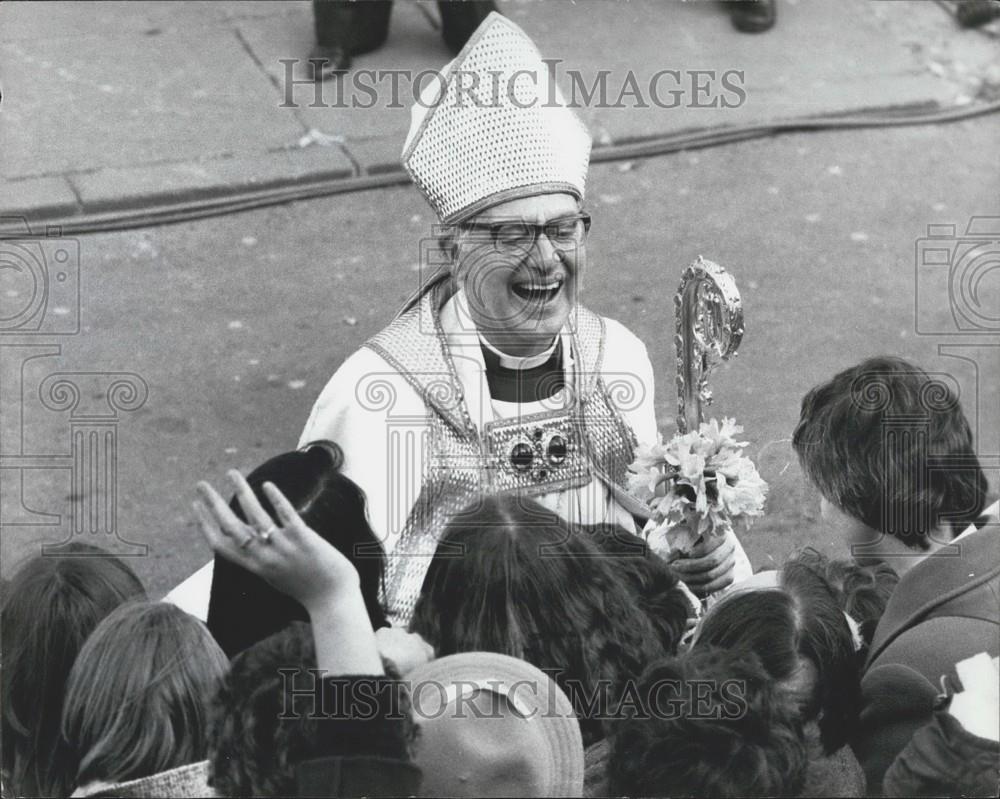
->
xmin=300 ymin=13 xmax=750 ymax=625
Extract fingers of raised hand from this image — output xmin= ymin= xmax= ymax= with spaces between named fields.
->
xmin=260 ymin=481 xmax=295 ymax=524
xmin=193 ymin=497 xmax=262 ymax=572
xmin=228 ymin=470 xmax=276 ymax=533
xmin=192 ymin=497 xmax=227 ymax=550
xmin=261 ymin=481 xmax=310 ymax=538
xmin=196 ymin=481 xmax=253 ymax=544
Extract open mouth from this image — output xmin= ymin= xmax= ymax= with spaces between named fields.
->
xmin=512 ymin=276 xmax=564 ymax=303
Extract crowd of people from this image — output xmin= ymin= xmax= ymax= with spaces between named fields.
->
xmin=2 ymin=355 xmax=997 ymax=798
xmin=3 ymin=10 xmax=997 ymax=799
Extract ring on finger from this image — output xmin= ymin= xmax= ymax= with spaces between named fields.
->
xmin=259 ymin=525 xmax=277 ymax=544
xmin=239 ymin=534 xmax=257 ymax=549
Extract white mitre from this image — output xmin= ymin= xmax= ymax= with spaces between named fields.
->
xmin=402 ymin=11 xmax=592 ymax=223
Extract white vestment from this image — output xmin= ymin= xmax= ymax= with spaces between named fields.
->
xmin=300 ymin=287 xmax=751 ymax=623
xmin=164 ymin=288 xmax=751 ymax=622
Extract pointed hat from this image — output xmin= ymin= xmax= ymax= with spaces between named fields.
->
xmin=402 ymin=12 xmax=591 ymax=223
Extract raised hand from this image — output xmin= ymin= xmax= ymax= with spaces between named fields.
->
xmin=193 ymin=470 xmax=360 ymax=614
xmin=194 ymin=469 xmax=383 ymax=676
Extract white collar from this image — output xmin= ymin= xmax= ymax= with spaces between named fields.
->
xmin=955 ymin=499 xmax=999 ymax=543
xmin=451 ymin=289 xmax=564 ymax=370
xmin=478 ymin=331 xmax=559 ymax=370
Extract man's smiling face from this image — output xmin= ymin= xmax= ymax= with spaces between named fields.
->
xmin=452 ymin=192 xmax=585 ymax=358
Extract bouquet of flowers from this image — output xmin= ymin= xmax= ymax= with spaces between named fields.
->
xmin=627 ymin=417 xmax=768 ymax=558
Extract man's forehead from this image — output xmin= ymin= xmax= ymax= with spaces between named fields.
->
xmin=475 ymin=193 xmax=580 ymax=222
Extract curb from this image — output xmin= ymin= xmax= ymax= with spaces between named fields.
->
xmin=2 ymin=143 xmax=358 ymax=230
xmin=3 ymin=98 xmax=998 ymax=238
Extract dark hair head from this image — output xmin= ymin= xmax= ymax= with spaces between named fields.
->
xmin=208 ymin=621 xmax=415 ymax=797
xmin=1 ymin=544 xmax=146 ymax=797
xmin=694 ymin=563 xmax=861 ymax=754
xmin=792 ymin=356 xmax=987 ymax=550
xmin=208 ymin=441 xmax=387 ymax=657
xmin=786 ymin=547 xmax=899 ymax=650
xmin=62 ymin=601 xmax=228 ymax=789
xmin=243 ymin=441 xmax=385 ymax=626
xmin=208 ymin=621 xmax=318 ymax=797
xmin=409 ymin=496 xmax=675 ymax=745
xmin=608 ymin=647 xmax=808 ymax=798
xmin=580 ymin=523 xmax=693 ymax=654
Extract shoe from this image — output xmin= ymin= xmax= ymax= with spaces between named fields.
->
xmin=955 ymin=0 xmax=1000 ymax=28
xmin=307 ymin=44 xmax=351 ymax=81
xmin=729 ymin=0 xmax=776 ymax=33
xmin=439 ymin=1 xmax=496 ymax=55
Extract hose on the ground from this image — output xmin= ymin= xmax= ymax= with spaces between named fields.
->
xmin=5 ymin=97 xmax=999 ymax=236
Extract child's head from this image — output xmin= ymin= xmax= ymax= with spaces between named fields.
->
xmin=694 ymin=562 xmax=861 ymax=753
xmin=608 ymin=647 xmax=808 ymax=798
xmin=208 ymin=621 xmax=319 ymax=797
xmin=1 ymin=544 xmax=146 ymax=797
xmin=581 ymin=523 xmax=694 ymax=654
xmin=232 ymin=440 xmax=387 ymax=628
xmin=785 ymin=547 xmax=899 ymax=650
xmin=61 ymin=601 xmax=228 ymax=789
xmin=792 ymin=356 xmax=987 ymax=552
xmin=410 ymin=496 xmax=673 ymax=744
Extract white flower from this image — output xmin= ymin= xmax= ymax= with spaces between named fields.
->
xmin=717 ymin=458 xmax=768 ymax=517
xmin=628 ymin=417 xmax=769 ymax=550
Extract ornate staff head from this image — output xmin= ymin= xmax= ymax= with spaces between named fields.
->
xmin=674 ymin=257 xmax=744 ymax=433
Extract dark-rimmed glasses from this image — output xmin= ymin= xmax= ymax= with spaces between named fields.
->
xmin=456 ymin=212 xmax=591 ymax=252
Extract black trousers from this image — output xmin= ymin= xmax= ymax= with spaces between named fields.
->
xmin=313 ymin=0 xmax=496 ymax=56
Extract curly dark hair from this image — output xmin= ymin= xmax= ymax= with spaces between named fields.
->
xmin=408 ymin=496 xmax=677 ymax=746
xmin=694 ymin=562 xmax=861 ymax=754
xmin=580 ymin=522 xmax=693 ymax=654
xmin=792 ymin=356 xmax=987 ymax=550
xmin=207 ymin=440 xmax=388 ymax=658
xmin=608 ymin=647 xmax=809 ymax=798
xmin=786 ymin=547 xmax=900 ymax=651
xmin=208 ymin=622 xmax=414 ymax=797
xmin=208 ymin=621 xmax=320 ymax=797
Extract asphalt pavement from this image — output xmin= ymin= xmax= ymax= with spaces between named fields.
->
xmin=2 ymin=0 xmax=998 ymax=221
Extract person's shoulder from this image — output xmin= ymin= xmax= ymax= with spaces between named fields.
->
xmin=300 ymin=345 xmax=419 ymax=446
xmin=578 ymin=308 xmax=649 ymax=357
xmin=313 ymin=346 xmax=402 ymax=400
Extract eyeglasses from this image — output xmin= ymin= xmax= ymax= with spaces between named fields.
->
xmin=456 ymin=212 xmax=591 ymax=252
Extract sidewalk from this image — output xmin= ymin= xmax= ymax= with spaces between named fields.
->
xmin=1 ymin=0 xmax=998 ymax=227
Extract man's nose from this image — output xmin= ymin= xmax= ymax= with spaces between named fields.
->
xmin=533 ymin=230 xmax=562 ymax=268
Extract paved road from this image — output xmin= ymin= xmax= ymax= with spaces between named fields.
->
xmin=2 ymin=115 xmax=997 ymax=596
xmin=4 ymin=0 xmax=997 ymax=219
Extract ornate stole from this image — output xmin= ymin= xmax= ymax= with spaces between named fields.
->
xmin=365 ymin=281 xmax=640 ymax=625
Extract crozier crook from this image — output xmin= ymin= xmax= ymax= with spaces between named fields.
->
xmin=674 ymin=257 xmax=744 ymax=433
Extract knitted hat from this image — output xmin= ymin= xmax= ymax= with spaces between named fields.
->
xmin=402 ymin=12 xmax=591 ymax=223
xmin=407 ymin=652 xmax=584 ymax=797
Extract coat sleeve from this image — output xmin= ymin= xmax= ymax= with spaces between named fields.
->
xmin=853 ymin=662 xmax=940 ymax=795
xmin=882 ymin=709 xmax=1000 ymax=797
xmin=294 ymin=675 xmax=421 ymax=798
